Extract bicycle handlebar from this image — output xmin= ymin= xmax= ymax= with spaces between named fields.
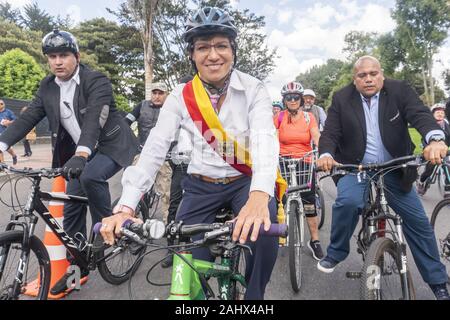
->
xmin=0 ymin=163 xmax=63 ymax=178
xmin=93 ymin=219 xmax=288 ymax=243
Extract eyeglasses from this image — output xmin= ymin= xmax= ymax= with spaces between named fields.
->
xmin=284 ymin=94 xmax=302 ymax=102
xmin=193 ymin=42 xmax=232 ymax=55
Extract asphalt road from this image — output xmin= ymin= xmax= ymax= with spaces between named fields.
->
xmin=0 ymin=146 xmax=448 ymax=300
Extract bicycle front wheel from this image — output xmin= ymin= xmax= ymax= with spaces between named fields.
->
xmin=361 ymin=237 xmax=415 ymax=300
xmin=288 ymin=201 xmax=302 ymax=293
xmin=316 ymin=188 xmax=325 ymax=230
xmin=0 ymin=230 xmax=50 ymax=300
xmin=431 ymin=198 xmax=450 ymax=283
xmin=96 ymin=198 xmax=148 ymax=285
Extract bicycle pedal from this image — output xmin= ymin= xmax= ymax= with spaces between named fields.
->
xmin=346 ymin=271 xmax=362 ymax=279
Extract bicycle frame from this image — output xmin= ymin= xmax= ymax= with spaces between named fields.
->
xmin=167 ymin=250 xmax=246 ymax=300
xmin=356 ymin=173 xmax=411 ymax=299
xmin=4 ymin=174 xmax=92 ymax=270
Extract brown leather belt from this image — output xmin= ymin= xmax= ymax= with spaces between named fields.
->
xmin=191 ymin=174 xmax=245 ymax=184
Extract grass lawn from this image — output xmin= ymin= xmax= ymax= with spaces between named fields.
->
xmin=409 ymin=128 xmax=423 ymax=154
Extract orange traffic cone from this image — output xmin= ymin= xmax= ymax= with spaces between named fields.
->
xmin=24 ymin=176 xmax=87 ymax=299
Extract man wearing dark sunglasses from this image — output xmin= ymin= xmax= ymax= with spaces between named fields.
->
xmin=0 ymin=29 xmax=139 ymax=295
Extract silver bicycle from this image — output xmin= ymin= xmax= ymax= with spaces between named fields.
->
xmin=279 ymin=150 xmax=317 ymax=293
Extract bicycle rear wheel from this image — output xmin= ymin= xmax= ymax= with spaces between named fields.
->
xmin=0 ymin=230 xmax=50 ymax=300
xmin=96 ymin=198 xmax=149 ymax=285
xmin=431 ymin=198 xmax=450 ymax=283
xmin=361 ymin=237 xmax=415 ymax=300
xmin=288 ymin=201 xmax=302 ymax=293
xmin=316 ymin=188 xmax=325 ymax=230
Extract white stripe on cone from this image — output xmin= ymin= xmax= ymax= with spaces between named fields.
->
xmin=46 ymin=245 xmax=67 ymax=261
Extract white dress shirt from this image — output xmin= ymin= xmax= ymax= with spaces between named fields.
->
xmin=54 ymin=66 xmax=91 ymax=155
xmin=118 ymin=70 xmax=279 ymax=210
xmin=0 ymin=66 xmax=91 ymax=155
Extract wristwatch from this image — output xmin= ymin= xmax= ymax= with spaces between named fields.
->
xmin=429 ymin=135 xmax=445 ymax=143
xmin=112 ymin=204 xmax=135 ymax=216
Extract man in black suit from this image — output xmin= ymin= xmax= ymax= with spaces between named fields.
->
xmin=0 ymin=30 xmax=139 ymax=294
xmin=316 ymin=56 xmax=449 ymax=300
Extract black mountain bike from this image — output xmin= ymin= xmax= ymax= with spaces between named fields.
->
xmin=0 ymin=165 xmax=147 ymax=300
xmin=430 ymin=159 xmax=450 ymax=283
xmin=293 ymin=155 xmax=420 ymax=300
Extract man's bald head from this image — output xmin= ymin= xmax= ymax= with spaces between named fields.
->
xmin=353 ymin=55 xmax=385 ymax=98
xmin=353 ymin=56 xmax=382 ymax=75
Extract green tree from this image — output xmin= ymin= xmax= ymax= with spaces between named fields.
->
xmin=392 ymin=0 xmax=450 ymax=106
xmin=296 ymin=59 xmax=345 ymax=108
xmin=0 ymin=48 xmax=45 ymax=100
xmin=0 ymin=18 xmax=45 ymax=66
xmin=73 ymin=18 xmax=145 ymax=103
xmin=0 ymin=1 xmax=20 ymax=24
xmin=343 ymin=31 xmax=378 ymax=61
xmin=20 ymin=1 xmax=54 ymax=34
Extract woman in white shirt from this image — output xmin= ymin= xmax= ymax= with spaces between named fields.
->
xmin=100 ymin=7 xmax=280 ymax=300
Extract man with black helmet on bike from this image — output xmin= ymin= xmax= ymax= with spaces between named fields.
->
xmin=0 ymin=29 xmax=139 ymax=295
xmin=101 ymin=7 xmax=282 ymax=300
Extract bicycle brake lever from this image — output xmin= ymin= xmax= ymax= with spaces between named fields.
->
xmin=235 ymin=243 xmax=253 ymax=256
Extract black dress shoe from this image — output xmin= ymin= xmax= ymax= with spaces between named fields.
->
xmin=50 ymin=267 xmax=89 ymax=295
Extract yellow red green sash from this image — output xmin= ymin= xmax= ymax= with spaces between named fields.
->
xmin=182 ymin=74 xmax=287 ymax=201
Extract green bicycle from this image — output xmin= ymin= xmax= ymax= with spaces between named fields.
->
xmin=94 ymin=216 xmax=287 ymax=300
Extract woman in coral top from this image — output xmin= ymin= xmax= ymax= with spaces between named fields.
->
xmin=275 ymin=81 xmax=323 ymax=260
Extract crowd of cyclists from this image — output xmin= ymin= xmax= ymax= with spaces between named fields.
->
xmin=0 ymin=5 xmax=449 ymax=300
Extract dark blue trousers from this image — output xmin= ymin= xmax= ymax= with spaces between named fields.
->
xmin=64 ymin=152 xmax=122 ymax=242
xmin=327 ymin=170 xmax=448 ymax=285
xmin=176 ymin=175 xmax=279 ymax=300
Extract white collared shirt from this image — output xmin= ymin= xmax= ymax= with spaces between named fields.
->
xmin=54 ymin=66 xmax=91 ymax=155
xmin=0 ymin=66 xmax=91 ymax=154
xmin=118 ymin=70 xmax=279 ymax=210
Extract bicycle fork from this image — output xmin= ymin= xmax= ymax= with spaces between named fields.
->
xmin=394 ymin=217 xmax=411 ymax=300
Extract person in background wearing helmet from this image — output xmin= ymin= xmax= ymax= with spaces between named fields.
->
xmin=101 ymin=7 xmax=281 ymax=300
xmin=417 ymin=103 xmax=450 ymax=196
xmin=272 ymin=101 xmax=283 ymax=116
xmin=0 ymin=30 xmax=139 ymax=295
xmin=302 ymin=89 xmax=327 ymax=132
xmin=276 ymin=82 xmax=323 ymax=260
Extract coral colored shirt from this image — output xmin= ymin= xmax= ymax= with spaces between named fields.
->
xmin=274 ymin=111 xmax=316 ymax=158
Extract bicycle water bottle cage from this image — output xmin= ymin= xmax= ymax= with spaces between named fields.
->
xmin=74 ymin=232 xmax=88 ymax=252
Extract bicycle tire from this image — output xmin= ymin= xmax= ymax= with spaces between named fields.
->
xmin=96 ymin=198 xmax=149 ymax=285
xmin=316 ymin=188 xmax=325 ymax=230
xmin=288 ymin=201 xmax=302 ymax=293
xmin=437 ymin=168 xmax=446 ymax=197
xmin=0 ymin=230 xmax=50 ymax=300
xmin=430 ymin=198 xmax=450 ymax=283
xmin=360 ymin=237 xmax=415 ymax=300
xmin=228 ymin=247 xmax=247 ymax=300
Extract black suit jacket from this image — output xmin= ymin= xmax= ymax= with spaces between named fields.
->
xmin=319 ymin=79 xmax=441 ymax=165
xmin=0 ymin=64 xmax=139 ymax=167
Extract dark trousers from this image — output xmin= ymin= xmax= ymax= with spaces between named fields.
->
xmin=64 ymin=152 xmax=122 ymax=247
xmin=167 ymin=161 xmax=188 ymax=225
xmin=327 ymin=170 xmax=448 ymax=285
xmin=176 ymin=175 xmax=278 ymax=300
xmin=22 ymin=139 xmax=32 ymax=155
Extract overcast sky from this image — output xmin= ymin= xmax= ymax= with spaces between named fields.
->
xmin=6 ymin=0 xmax=450 ymax=101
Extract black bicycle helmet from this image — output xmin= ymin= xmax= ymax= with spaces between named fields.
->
xmin=183 ymin=7 xmax=238 ymax=43
xmin=42 ymin=29 xmax=79 ymax=55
